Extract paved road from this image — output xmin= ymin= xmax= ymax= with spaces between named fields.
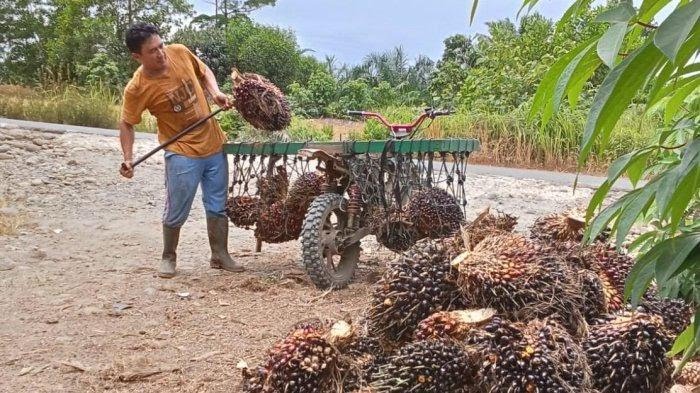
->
xmin=0 ymin=117 xmax=640 ymax=191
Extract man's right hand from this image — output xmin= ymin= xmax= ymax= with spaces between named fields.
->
xmin=120 ymin=161 xmax=134 ymax=178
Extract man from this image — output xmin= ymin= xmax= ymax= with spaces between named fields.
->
xmin=118 ymin=22 xmax=244 ymax=277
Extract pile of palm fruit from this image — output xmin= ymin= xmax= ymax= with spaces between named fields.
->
xmin=237 ymin=206 xmax=694 ymax=392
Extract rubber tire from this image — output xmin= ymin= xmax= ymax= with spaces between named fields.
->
xmin=300 ymin=193 xmax=360 ymax=289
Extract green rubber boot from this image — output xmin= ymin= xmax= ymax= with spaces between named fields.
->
xmin=207 ymin=216 xmax=245 ymax=273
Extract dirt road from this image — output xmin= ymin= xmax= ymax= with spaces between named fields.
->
xmin=0 ymin=123 xmax=618 ymax=392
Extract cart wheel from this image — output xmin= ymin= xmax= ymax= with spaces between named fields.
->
xmin=301 ymin=193 xmax=361 ymax=289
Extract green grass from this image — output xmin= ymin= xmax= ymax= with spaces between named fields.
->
xmin=220 ymin=111 xmax=333 ymax=142
xmin=0 ymin=84 xmax=157 ymax=132
xmin=0 ymin=85 xmax=656 ymax=172
xmin=348 ymin=105 xmax=657 ymax=172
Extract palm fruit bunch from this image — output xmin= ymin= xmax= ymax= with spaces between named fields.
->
xmin=453 ymin=233 xmax=586 ymax=336
xmin=530 ymin=209 xmax=610 ymax=244
xmin=583 ymin=312 xmax=673 ymax=393
xmin=286 ymin=172 xmax=326 ymax=209
xmin=467 ymin=317 xmax=591 ymax=392
xmin=578 ymin=269 xmax=608 ymax=323
xmin=340 ymin=331 xmax=389 ymax=392
xmin=545 ymin=241 xmax=633 ymax=315
xmin=254 ymin=201 xmax=304 ymax=243
xmin=370 ymin=338 xmax=475 ymax=393
xmin=239 ymin=319 xmax=353 ymax=393
xmin=367 ymin=238 xmax=463 ymax=342
xmin=225 ymin=195 xmax=262 ymax=228
xmin=291 ymin=317 xmax=336 ymax=331
xmin=529 ymin=212 xmax=587 ymax=242
xmin=461 ymin=206 xmax=518 ymax=250
xmin=368 ymin=206 xmax=420 ymax=252
xmin=581 ymin=242 xmax=635 ymax=312
xmin=636 ymin=291 xmax=693 ymax=336
xmin=375 ymin=221 xmax=420 ymax=252
xmin=675 ymin=361 xmax=700 ymax=386
xmin=406 ymin=187 xmax=464 ymax=238
xmin=254 ymin=170 xmax=327 ymax=244
xmin=257 ymin=164 xmax=288 ymax=206
xmin=230 ymin=69 xmax=291 ymax=132
xmin=413 ymin=308 xmax=496 ymax=341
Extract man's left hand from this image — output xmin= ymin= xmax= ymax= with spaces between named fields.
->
xmin=213 ymin=92 xmax=233 ymax=110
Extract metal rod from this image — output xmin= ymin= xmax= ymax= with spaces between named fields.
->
xmin=125 ymin=107 xmax=225 ymax=169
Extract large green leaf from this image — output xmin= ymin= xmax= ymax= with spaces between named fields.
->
xmin=654 ymin=0 xmax=700 ymax=61
xmin=657 ymin=169 xmax=683 ymax=218
xmin=615 ymin=180 xmax=659 ymax=246
xmin=586 ymin=179 xmax=612 ymax=222
xmin=567 ymin=48 xmax=602 ymax=108
xmin=529 ymin=37 xmax=599 ymax=123
xmin=469 ymin=0 xmax=479 ymax=24
xmin=665 ymin=78 xmax=700 ymax=124
xmin=657 ymin=139 xmax=700 ymax=216
xmin=584 ymin=189 xmax=640 ymax=243
xmin=553 ymin=0 xmax=592 ymax=29
xmin=580 ymin=39 xmax=666 ymax=165
xmin=607 ymin=146 xmax=656 ymax=184
xmin=638 ymin=0 xmax=674 ymax=23
xmin=669 ymin=323 xmax=695 ymax=357
xmin=597 ymin=23 xmax=628 ymax=68
xmin=595 ymin=1 xmax=636 ymax=23
xmin=646 ymin=30 xmax=700 ymax=110
xmin=668 ymin=166 xmax=699 ymax=231
xmin=675 ymin=313 xmax=700 ymax=374
xmin=547 ymin=43 xmax=598 ymax=125
xmin=626 ymin=151 xmax=650 ymax=187
xmin=624 ymin=243 xmax=659 ymax=304
xmin=654 ymin=233 xmax=700 ymax=286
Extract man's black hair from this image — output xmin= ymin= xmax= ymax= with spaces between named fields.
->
xmin=125 ymin=22 xmax=160 ymax=53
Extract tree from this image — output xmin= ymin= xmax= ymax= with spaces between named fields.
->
xmin=471 ymin=0 xmax=700 ymax=371
xmin=429 ymin=34 xmax=479 ymax=106
xmin=0 ymin=0 xmax=193 ymax=86
xmin=456 ymin=10 xmax=605 ymax=113
xmin=174 ymin=15 xmax=304 ymax=90
xmin=0 ymin=0 xmax=52 ymax=83
xmin=208 ymin=0 xmax=275 ymax=20
xmin=349 ymin=46 xmax=435 ymax=106
xmin=236 ymin=25 xmax=300 ymax=90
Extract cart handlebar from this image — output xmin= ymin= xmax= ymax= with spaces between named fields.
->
xmin=346 ymin=107 xmax=453 ymax=139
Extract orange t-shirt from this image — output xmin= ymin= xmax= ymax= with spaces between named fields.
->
xmin=120 ymin=44 xmax=227 ymax=157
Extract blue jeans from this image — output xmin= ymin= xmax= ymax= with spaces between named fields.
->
xmin=163 ymin=150 xmax=228 ymax=228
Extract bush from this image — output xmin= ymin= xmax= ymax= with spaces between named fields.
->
xmin=76 ymin=53 xmax=125 ymax=92
xmin=217 ymin=110 xmax=250 ymax=139
xmin=453 ymin=11 xmax=606 ymax=113
xmin=237 ymin=25 xmax=300 ymax=90
xmin=337 ymin=78 xmax=374 ymax=115
xmin=287 ymin=71 xmax=337 ymax=117
xmin=287 ymin=118 xmax=333 ymax=141
xmin=370 ymin=81 xmax=397 ymax=109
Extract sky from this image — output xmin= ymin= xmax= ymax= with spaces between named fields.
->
xmin=190 ymin=0 xmax=670 ymax=66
